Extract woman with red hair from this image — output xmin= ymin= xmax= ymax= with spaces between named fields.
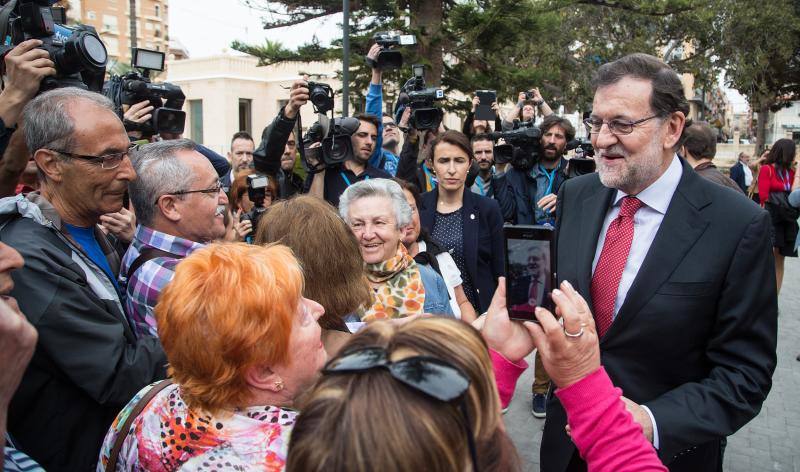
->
xmin=97 ymin=243 xmax=326 ymax=471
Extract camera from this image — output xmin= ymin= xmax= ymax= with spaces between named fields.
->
xmin=104 ymin=48 xmax=186 ymax=136
xmin=523 ymin=91 xmax=537 ymax=101
xmin=240 ymin=173 xmax=270 ymax=236
xmin=370 ymin=32 xmax=416 ymax=69
xmin=0 ymin=0 xmax=107 ymax=93
xmin=565 ymin=139 xmax=596 ymax=177
xmin=307 ymin=81 xmax=334 ymax=114
xmin=488 ymin=125 xmax=542 ymax=170
xmin=399 ymin=64 xmax=445 ymax=130
xmin=321 ymin=117 xmax=360 ymax=166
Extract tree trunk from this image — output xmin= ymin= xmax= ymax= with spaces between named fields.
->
xmin=755 ymin=100 xmax=769 ymax=155
xmin=408 ymin=0 xmax=443 ymax=86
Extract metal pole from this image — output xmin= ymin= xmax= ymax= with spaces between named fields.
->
xmin=342 ymin=0 xmax=350 ymax=116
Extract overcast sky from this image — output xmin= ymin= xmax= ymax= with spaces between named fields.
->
xmin=169 ymin=1 xmax=749 ymax=113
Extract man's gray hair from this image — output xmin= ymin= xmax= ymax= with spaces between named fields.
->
xmin=21 ymin=87 xmax=116 ymax=155
xmin=129 ymin=139 xmax=197 ymax=227
xmin=339 ymin=178 xmax=413 ymax=228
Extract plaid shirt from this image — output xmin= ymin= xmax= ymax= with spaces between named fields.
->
xmin=120 ymin=226 xmax=205 ymax=338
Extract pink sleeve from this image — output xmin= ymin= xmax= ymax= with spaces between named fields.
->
xmin=489 ymin=349 xmax=528 ymax=409
xmin=555 ymin=367 xmax=667 ymax=472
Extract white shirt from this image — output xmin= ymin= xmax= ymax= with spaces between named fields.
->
xmin=742 ymin=162 xmax=753 ymax=187
xmin=590 ymin=154 xmax=683 ymax=449
xmin=418 ymin=241 xmax=463 ymax=318
xmin=591 ymin=155 xmax=683 ymax=318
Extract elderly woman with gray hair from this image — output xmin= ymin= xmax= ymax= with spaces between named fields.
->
xmin=339 ymin=178 xmax=453 ymax=321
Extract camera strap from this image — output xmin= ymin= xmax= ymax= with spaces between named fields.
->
xmin=0 ymin=1 xmax=16 ymax=48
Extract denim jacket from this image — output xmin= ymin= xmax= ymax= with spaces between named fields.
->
xmin=418 ymin=264 xmax=455 ymax=317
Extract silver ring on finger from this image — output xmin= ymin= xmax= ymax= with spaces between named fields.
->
xmin=564 ymin=323 xmax=586 ymax=338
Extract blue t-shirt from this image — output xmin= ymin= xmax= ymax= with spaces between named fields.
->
xmin=64 ymin=223 xmax=120 ymax=291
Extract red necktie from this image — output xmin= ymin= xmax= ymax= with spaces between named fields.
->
xmin=529 ymin=278 xmax=539 ymax=305
xmin=591 ymin=196 xmax=644 ymax=337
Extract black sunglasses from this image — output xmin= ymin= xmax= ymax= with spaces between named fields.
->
xmin=323 ymin=346 xmax=479 ymax=471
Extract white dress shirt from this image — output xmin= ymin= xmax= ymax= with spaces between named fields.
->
xmin=742 ymin=162 xmax=753 ymax=187
xmin=590 ymin=154 xmax=683 ymax=449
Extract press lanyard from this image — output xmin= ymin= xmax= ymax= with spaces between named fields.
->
xmin=341 ymin=172 xmax=369 ymax=187
xmin=475 ymin=175 xmax=486 ymax=196
xmin=422 ymin=166 xmax=437 ymax=192
xmin=538 ymin=164 xmax=557 ymax=196
xmin=777 ymin=168 xmax=791 ymax=191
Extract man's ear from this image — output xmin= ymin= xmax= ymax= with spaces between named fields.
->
xmin=33 ymin=149 xmax=65 ymax=183
xmin=157 ymin=195 xmax=183 ymax=223
xmin=244 ymin=364 xmax=284 ymax=393
xmin=664 ymin=111 xmax=686 ymax=151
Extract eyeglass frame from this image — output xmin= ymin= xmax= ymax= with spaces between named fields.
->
xmin=323 ymin=346 xmax=479 ymax=472
xmin=583 ymin=114 xmax=662 ymax=135
xmin=48 ymin=144 xmax=137 ymax=170
xmin=153 ymin=179 xmax=224 ymax=206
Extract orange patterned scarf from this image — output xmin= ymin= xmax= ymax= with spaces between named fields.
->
xmin=359 ymin=244 xmax=426 ymax=322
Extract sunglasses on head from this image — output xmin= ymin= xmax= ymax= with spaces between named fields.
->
xmin=323 ymin=346 xmax=479 ymax=471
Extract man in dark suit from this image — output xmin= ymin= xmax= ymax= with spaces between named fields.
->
xmin=542 ymin=53 xmax=777 ymax=472
xmin=729 ymin=151 xmax=753 ymax=194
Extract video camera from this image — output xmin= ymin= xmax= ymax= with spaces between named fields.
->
xmin=488 ymin=123 xmax=542 ymax=170
xmin=565 ymin=138 xmax=596 ymax=177
xmin=369 ymin=32 xmax=416 ymax=70
xmin=399 ymin=64 xmax=445 ymax=130
xmin=0 ymin=0 xmax=107 ymax=93
xmin=103 ymin=48 xmax=185 ymax=136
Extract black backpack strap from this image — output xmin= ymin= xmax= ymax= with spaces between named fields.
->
xmin=126 ymin=247 xmax=183 ymax=281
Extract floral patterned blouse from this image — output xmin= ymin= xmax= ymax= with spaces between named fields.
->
xmin=97 ymin=382 xmax=297 ymax=471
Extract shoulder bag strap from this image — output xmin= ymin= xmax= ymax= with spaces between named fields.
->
xmin=126 ymin=246 xmax=184 ymax=281
xmin=106 ymin=378 xmax=173 ymax=471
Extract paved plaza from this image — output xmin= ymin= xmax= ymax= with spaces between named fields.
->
xmin=504 ymin=258 xmax=800 ymax=471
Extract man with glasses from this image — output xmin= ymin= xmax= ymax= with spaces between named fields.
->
xmin=123 ymin=139 xmax=228 ymax=338
xmin=0 ymin=88 xmax=167 ymax=471
xmin=541 ymin=54 xmax=777 ymax=472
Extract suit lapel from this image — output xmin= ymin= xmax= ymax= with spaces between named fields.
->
xmin=604 ymin=167 xmax=711 ymax=341
xmin=461 ymin=188 xmax=480 ymax=284
xmin=576 ymin=184 xmax=616 ymax=308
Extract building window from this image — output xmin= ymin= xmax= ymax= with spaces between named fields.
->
xmin=145 ymin=22 xmax=153 ymax=31
xmin=154 ymin=4 xmax=160 ymax=17
xmin=87 ymin=11 xmax=96 ymax=20
xmin=154 ymin=27 xmax=161 ymax=38
xmin=105 ymin=37 xmax=119 ymax=56
xmin=102 ymin=14 xmax=118 ymax=32
xmin=189 ymin=100 xmax=204 ymax=144
xmin=239 ymin=99 xmax=252 ymax=135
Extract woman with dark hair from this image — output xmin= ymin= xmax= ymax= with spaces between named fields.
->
xmin=462 ymin=95 xmax=503 ymax=140
xmin=758 ymin=138 xmax=798 ymax=294
xmin=418 ymin=130 xmax=505 ymax=313
xmin=393 ymin=177 xmax=478 ymax=322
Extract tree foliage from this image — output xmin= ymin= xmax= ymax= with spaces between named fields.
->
xmin=233 ymin=0 xmax=800 ymax=148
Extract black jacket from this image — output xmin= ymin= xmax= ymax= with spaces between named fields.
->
xmin=0 ymin=193 xmax=167 ymax=471
xmin=729 ymin=161 xmax=748 ymax=194
xmin=418 ymin=187 xmax=505 ymax=312
xmin=493 ymin=158 xmax=569 ymax=225
xmin=396 ymin=135 xmax=429 ymax=193
xmin=254 ymin=107 xmax=296 ymax=178
xmin=542 ymin=158 xmax=777 ymax=471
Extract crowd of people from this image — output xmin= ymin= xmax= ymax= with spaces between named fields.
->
xmin=0 ymin=35 xmax=790 ymax=472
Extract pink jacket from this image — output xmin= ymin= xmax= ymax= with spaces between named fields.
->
xmin=490 ymin=351 xmax=666 ymax=472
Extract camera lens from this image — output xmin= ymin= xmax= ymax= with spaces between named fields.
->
xmin=80 ymin=34 xmax=108 ymax=66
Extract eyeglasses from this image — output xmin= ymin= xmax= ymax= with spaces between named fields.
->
xmin=324 ymin=347 xmax=479 ymax=471
xmin=583 ymin=114 xmax=661 ymax=135
xmin=383 ymin=122 xmax=398 ymax=130
xmin=154 ymin=179 xmax=224 ymax=205
xmin=49 ymin=144 xmax=137 ymax=170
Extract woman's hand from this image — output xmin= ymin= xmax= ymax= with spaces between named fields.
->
xmin=473 ymin=277 xmax=535 ymax=362
xmin=524 ymin=280 xmax=600 ymax=388
xmin=472 ymin=96 xmax=480 ymax=112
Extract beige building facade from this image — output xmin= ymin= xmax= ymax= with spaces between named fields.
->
xmin=166 ymin=54 xmax=344 ymax=154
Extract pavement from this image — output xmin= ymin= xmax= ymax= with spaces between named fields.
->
xmin=504 ymin=258 xmax=800 ymax=471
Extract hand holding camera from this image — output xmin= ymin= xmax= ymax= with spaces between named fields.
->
xmin=0 ymin=39 xmax=56 ymax=126
xmin=284 ymin=79 xmax=310 ymax=119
